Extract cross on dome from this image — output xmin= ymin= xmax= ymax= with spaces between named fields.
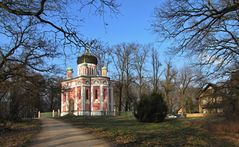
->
xmin=77 ymin=43 xmax=98 ymax=65
xmin=85 ymin=43 xmax=91 ymax=55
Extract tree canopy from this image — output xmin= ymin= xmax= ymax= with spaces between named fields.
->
xmin=153 ymin=0 xmax=239 ymax=78
xmin=0 ymin=0 xmax=119 ymax=83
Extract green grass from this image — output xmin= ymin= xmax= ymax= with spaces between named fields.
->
xmin=0 ymin=119 xmax=40 ymax=147
xmin=60 ymin=113 xmax=239 ymax=146
xmin=40 ymin=112 xmax=52 ymax=118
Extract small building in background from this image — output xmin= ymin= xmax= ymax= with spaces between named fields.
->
xmin=60 ymin=48 xmax=114 ymax=116
xmin=199 ymin=83 xmax=223 ymax=114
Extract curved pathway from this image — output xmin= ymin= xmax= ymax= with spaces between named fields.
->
xmin=29 ymin=118 xmax=112 ymax=147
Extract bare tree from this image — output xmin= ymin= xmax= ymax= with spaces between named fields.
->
xmin=0 ymin=0 xmax=119 ymax=83
xmin=44 ymin=76 xmax=62 ymax=111
xmin=111 ymin=43 xmax=135 ymax=114
xmin=153 ymin=0 xmax=239 ymax=78
xmin=219 ymin=66 xmax=239 ymax=119
xmin=0 ymin=0 xmax=119 ymax=119
xmin=111 ymin=44 xmax=126 ymax=114
xmin=124 ymin=46 xmax=134 ymax=111
xmin=175 ymin=66 xmax=196 ymax=114
xmin=89 ymin=40 xmax=112 ymax=74
xmin=5 ymin=67 xmax=46 ymax=120
xmin=0 ymin=16 xmax=59 ymax=83
xmin=133 ymin=44 xmax=148 ymax=100
xmin=0 ymin=0 xmax=119 ymax=47
xmin=151 ymin=48 xmax=161 ymax=94
xmin=162 ymin=60 xmax=177 ymax=114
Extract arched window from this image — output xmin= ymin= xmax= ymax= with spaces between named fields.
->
xmin=85 ymin=89 xmax=89 ymax=99
xmin=95 ymin=89 xmax=98 ymax=99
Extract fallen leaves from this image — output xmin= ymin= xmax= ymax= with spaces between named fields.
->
xmin=0 ymin=119 xmax=40 ymax=147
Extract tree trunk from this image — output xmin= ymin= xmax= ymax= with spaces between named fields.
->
xmin=118 ymin=85 xmax=122 ymax=115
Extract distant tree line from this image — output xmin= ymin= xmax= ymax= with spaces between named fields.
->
xmin=108 ymin=43 xmax=201 ymax=115
xmin=109 ymin=41 xmax=238 ymax=120
xmin=0 ymin=66 xmax=62 ymax=120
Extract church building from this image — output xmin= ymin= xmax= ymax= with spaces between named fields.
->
xmin=61 ymin=48 xmax=114 ymax=116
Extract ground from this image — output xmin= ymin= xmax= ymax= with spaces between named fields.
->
xmin=60 ymin=113 xmax=239 ymax=146
xmin=29 ymin=117 xmax=111 ymax=147
xmin=1 ymin=113 xmax=238 ymax=147
xmin=0 ymin=119 xmax=40 ymax=147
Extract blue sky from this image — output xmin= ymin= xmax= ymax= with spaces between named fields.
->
xmin=79 ymin=0 xmax=161 ymax=45
xmin=59 ymin=0 xmax=190 ymax=77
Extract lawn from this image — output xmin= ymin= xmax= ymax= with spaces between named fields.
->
xmin=61 ymin=113 xmax=239 ymax=147
xmin=0 ymin=119 xmax=40 ymax=147
xmin=40 ymin=112 xmax=52 ymax=118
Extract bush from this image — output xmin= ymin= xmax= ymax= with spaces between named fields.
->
xmin=134 ymin=93 xmax=167 ymax=122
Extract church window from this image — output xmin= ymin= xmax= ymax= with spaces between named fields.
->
xmin=95 ymin=89 xmax=98 ymax=99
xmin=86 ymin=89 xmax=89 ymax=99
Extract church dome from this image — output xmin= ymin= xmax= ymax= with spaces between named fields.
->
xmin=77 ymin=49 xmax=98 ymax=65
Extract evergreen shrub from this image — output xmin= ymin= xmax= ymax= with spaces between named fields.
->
xmin=134 ymin=93 xmax=167 ymax=122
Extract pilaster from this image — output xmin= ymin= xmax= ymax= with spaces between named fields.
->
xmin=100 ymin=85 xmax=103 ymax=111
xmin=91 ymin=84 xmax=94 ymax=112
xmin=66 ymin=92 xmax=68 ymax=111
xmin=82 ymin=86 xmax=85 ymax=111
xmin=61 ymin=91 xmax=63 ymax=113
xmin=106 ymin=87 xmax=109 ymax=112
xmin=75 ymin=86 xmax=77 ymax=114
xmin=111 ymin=86 xmax=114 ymax=112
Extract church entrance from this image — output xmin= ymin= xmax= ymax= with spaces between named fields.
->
xmin=69 ymin=99 xmax=74 ymax=114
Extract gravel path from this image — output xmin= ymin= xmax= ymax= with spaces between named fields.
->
xmin=29 ymin=118 xmax=112 ymax=147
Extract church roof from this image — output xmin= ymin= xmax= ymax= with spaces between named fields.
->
xmin=77 ymin=48 xmax=98 ymax=65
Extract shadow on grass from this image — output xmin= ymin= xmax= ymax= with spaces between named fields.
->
xmin=60 ymin=115 xmax=237 ymax=146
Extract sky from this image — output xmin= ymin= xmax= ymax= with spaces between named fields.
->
xmin=79 ymin=0 xmax=161 ymax=45
xmin=58 ymin=0 xmax=190 ymax=77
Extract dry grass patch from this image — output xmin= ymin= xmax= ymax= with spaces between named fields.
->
xmin=0 ymin=119 xmax=40 ymax=147
xmin=205 ymin=120 xmax=239 ymax=133
xmin=204 ymin=119 xmax=239 ymax=145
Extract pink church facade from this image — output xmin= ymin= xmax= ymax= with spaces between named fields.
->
xmin=61 ymin=49 xmax=114 ymax=116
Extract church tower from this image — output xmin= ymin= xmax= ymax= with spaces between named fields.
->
xmin=61 ymin=46 xmax=114 ymax=116
xmin=77 ymin=48 xmax=98 ymax=76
